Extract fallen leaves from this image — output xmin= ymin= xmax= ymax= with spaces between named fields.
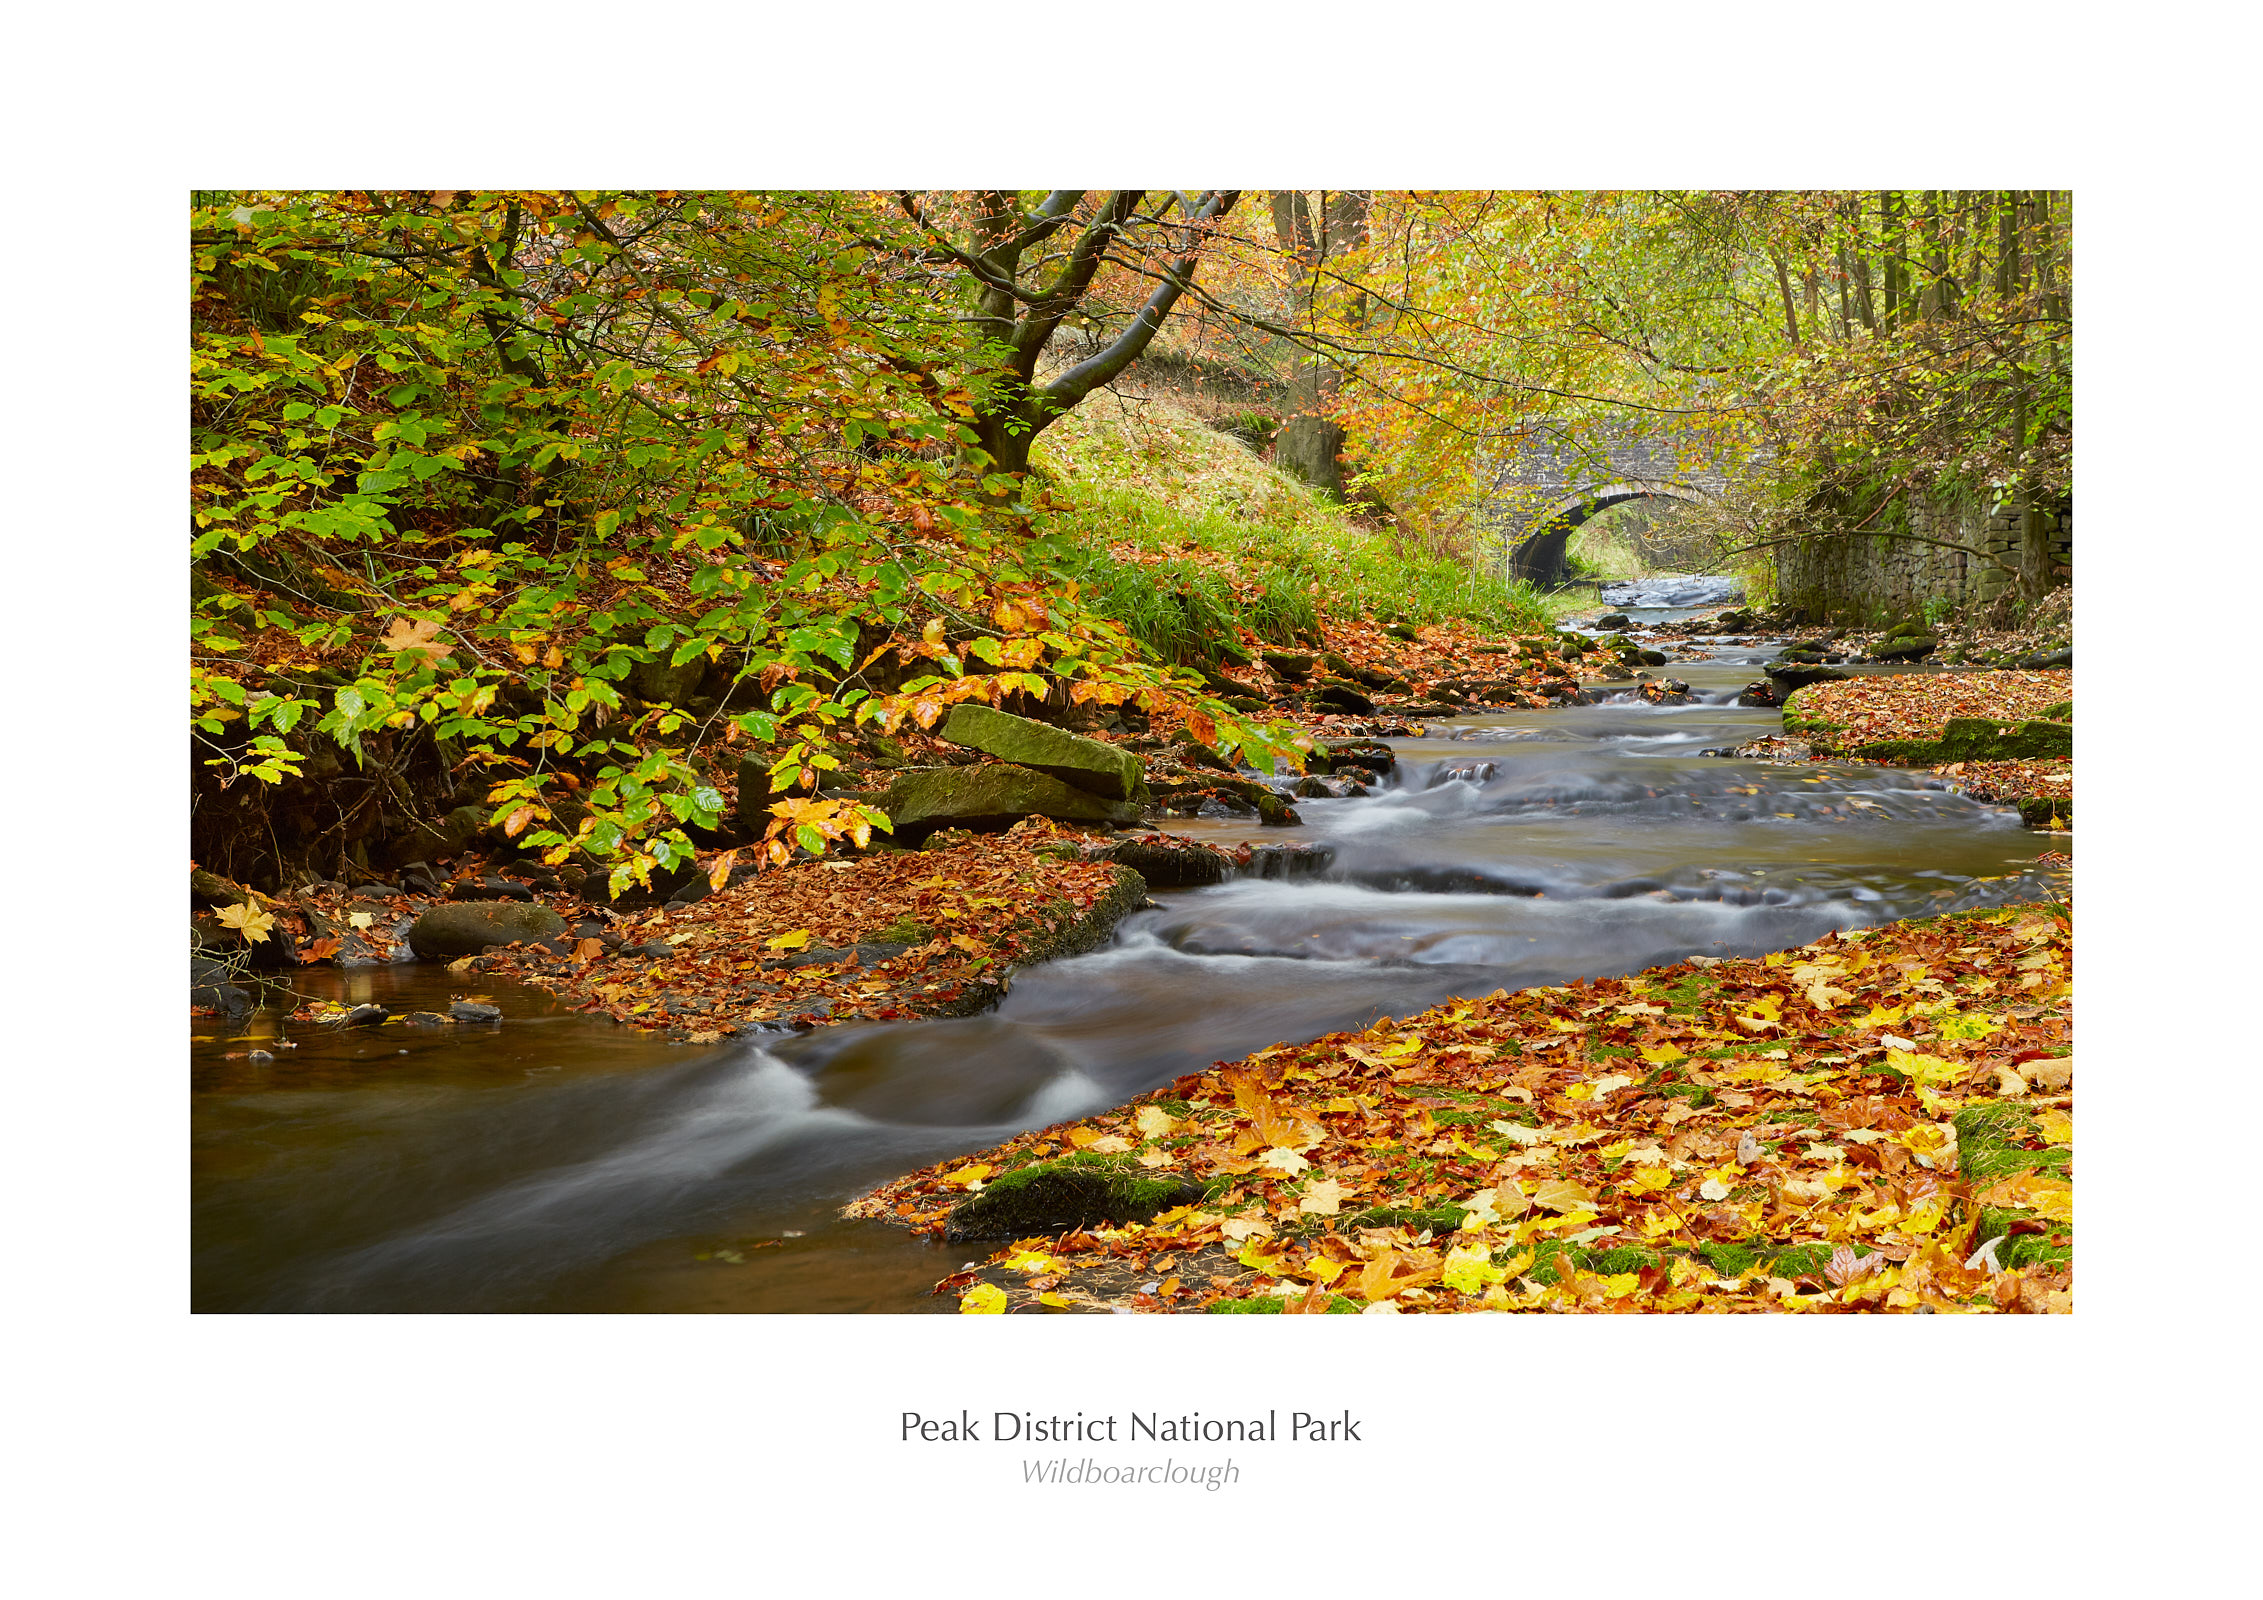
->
xmin=477 ymin=819 xmax=1140 ymax=1037
xmin=852 ymin=897 xmax=2074 ymax=1315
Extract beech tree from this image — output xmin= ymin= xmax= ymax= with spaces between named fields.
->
xmin=1267 ymin=190 xmax=1370 ymax=499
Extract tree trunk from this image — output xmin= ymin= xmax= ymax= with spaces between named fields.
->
xmin=1270 ymin=190 xmax=1368 ymax=500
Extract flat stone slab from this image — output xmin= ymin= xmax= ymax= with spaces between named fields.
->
xmin=937 ymin=705 xmax=1144 ymax=800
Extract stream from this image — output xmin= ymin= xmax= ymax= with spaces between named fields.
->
xmin=191 ymin=620 xmax=2066 ymax=1313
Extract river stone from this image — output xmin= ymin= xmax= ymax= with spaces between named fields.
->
xmin=1595 ymin=613 xmax=1632 ymax=630
xmin=937 ymin=704 xmax=1144 ymax=800
xmin=407 ymin=901 xmax=568 ymax=959
xmin=880 ymin=764 xmax=1141 ymax=834
xmin=1262 ymin=652 xmax=1316 ymax=682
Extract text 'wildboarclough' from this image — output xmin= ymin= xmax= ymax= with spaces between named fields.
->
xmin=900 ymin=1409 xmax=1363 ymax=1443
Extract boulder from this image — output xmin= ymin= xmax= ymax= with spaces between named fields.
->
xmin=1261 ymin=652 xmax=1316 ymax=682
xmin=1595 ymin=613 xmax=1632 ymax=630
xmin=1736 ymin=680 xmax=1783 ymax=707
xmin=880 ymin=764 xmax=1141 ymax=835
xmin=1637 ymin=649 xmax=1669 ymax=667
xmin=938 ymin=704 xmax=1144 ymax=801
xmin=406 ymin=901 xmax=569 ymax=959
xmin=2021 ymin=647 xmax=2073 ymax=669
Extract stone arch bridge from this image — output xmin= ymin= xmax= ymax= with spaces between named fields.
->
xmin=1482 ymin=430 xmax=1730 ymax=587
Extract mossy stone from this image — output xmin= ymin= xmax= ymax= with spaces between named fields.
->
xmin=938 ymin=704 xmax=1143 ymax=800
xmin=944 ymin=1153 xmax=1202 ymax=1242
xmin=881 ymin=764 xmax=1142 ymax=834
xmin=406 ymin=901 xmax=568 ymax=959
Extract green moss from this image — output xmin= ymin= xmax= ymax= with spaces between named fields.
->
xmin=1346 ymin=1205 xmax=1469 ymax=1236
xmin=1770 ymin=1243 xmax=1833 ymax=1280
xmin=1699 ymin=1241 xmax=1761 ymax=1277
xmin=1583 ymin=1244 xmax=1664 ymax=1276
xmin=871 ymin=915 xmax=934 ymax=945
xmin=1954 ymin=1103 xmax=2048 ymax=1186
xmin=1207 ymin=1294 xmax=1362 ymax=1313
xmin=945 ymin=1151 xmax=1202 ymax=1242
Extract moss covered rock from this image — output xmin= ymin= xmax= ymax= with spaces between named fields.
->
xmin=1853 ymin=717 xmax=2073 ymax=764
xmin=881 ymin=764 xmax=1142 ymax=834
xmin=943 ymin=1152 xmax=1203 ymax=1242
xmin=406 ymin=900 xmax=568 ymax=959
xmin=938 ymin=704 xmax=1144 ymax=800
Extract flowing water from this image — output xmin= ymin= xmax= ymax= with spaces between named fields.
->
xmin=192 ymin=625 xmax=2064 ymax=1313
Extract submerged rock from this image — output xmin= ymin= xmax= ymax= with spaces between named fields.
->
xmin=407 ymin=901 xmax=569 ymax=959
xmin=938 ymin=704 xmax=1145 ymax=800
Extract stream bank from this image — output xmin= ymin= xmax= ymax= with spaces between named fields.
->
xmin=192 ymin=606 xmax=2074 ymax=1312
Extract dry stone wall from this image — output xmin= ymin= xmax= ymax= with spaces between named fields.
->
xmin=1772 ymin=492 xmax=2071 ymax=624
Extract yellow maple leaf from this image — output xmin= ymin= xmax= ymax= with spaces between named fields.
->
xmin=1133 ymin=1105 xmax=1177 ymax=1140
xmin=1038 ymin=1291 xmax=1070 ymax=1309
xmin=1637 ymin=1043 xmax=1685 ymax=1065
xmin=959 ymin=1282 xmax=1007 ymax=1314
xmin=1298 ymin=1177 xmax=1348 ymax=1216
xmin=2037 ymin=1110 xmax=2072 ymax=1145
xmin=215 ymin=900 xmax=277 ymax=943
xmin=765 ymin=929 xmax=812 ymax=951
xmin=1885 ymin=1048 xmax=1967 ymax=1087
xmin=1531 ymin=1177 xmax=1596 ymax=1213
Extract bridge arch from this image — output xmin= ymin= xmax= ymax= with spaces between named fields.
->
xmin=1505 ymin=480 xmax=1709 ymax=587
